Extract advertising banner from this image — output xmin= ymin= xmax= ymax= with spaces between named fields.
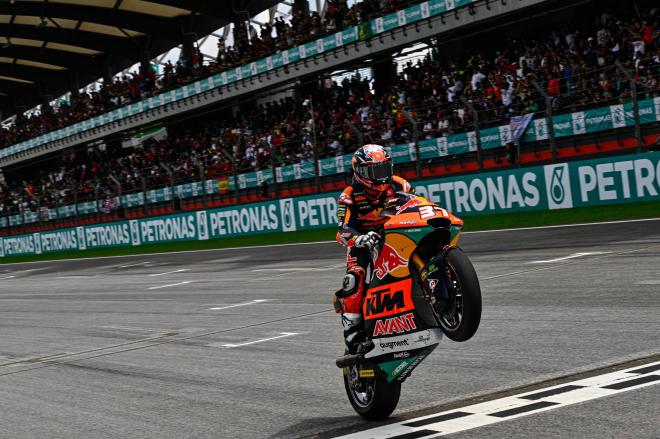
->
xmin=3 ymin=152 xmax=659 ymax=258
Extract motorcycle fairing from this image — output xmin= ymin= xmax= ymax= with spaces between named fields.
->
xmin=365 ymin=330 xmax=442 ymax=382
xmin=355 ymin=193 xmax=463 ymax=383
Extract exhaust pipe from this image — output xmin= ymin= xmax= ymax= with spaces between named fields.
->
xmin=335 ymin=353 xmax=363 ymax=368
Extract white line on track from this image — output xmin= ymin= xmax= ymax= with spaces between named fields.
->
xmin=147 ymin=281 xmax=192 ymax=290
xmin=119 ymin=261 xmax=152 ymax=268
xmin=0 ymin=275 xmax=15 ymax=280
xmin=529 ymin=252 xmax=611 ymax=264
xmin=334 ymin=361 xmax=660 ymax=438
xmin=148 ymin=268 xmax=190 ymax=277
xmin=3 ymin=217 xmax=660 ymax=267
xmin=221 ymin=332 xmax=298 ymax=348
xmin=636 ymin=280 xmax=660 ymax=285
xmin=252 ymin=267 xmax=338 ymax=272
xmin=0 ymin=268 xmax=47 ymax=277
xmin=208 ymin=299 xmax=269 ymax=310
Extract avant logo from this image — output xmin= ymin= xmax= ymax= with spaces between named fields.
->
xmin=279 ymin=199 xmax=297 ymax=232
xmin=544 ymin=164 xmax=574 ymax=209
xmin=373 ymin=312 xmax=417 ymax=336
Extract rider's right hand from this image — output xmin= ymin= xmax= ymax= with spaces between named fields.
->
xmin=354 ymin=231 xmax=380 ymax=250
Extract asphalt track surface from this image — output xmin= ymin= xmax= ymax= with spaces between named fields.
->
xmin=1 ymin=219 xmax=659 ymax=439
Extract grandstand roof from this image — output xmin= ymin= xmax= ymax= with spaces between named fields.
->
xmin=0 ymin=0 xmax=280 ymax=117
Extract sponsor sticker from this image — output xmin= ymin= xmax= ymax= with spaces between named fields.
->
xmin=364 ymin=278 xmax=414 ymax=320
xmin=379 ymin=339 xmax=410 ymax=350
xmin=392 ymin=359 xmax=411 ymax=377
xmin=373 ymin=233 xmax=416 ymax=279
xmin=396 ymin=353 xmax=426 ymax=381
xmin=359 ymin=369 xmax=375 ymax=378
xmin=373 ymin=312 xmax=417 ymax=336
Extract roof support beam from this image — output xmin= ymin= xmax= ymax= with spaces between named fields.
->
xmin=0 ymin=3 xmax=177 ymax=42
xmin=0 ymin=63 xmax=66 ymax=84
xmin=0 ymin=46 xmax=94 ymax=70
xmin=0 ymin=24 xmax=143 ymax=59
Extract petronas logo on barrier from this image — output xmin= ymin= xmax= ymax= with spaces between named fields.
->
xmin=196 ymin=211 xmax=209 ymax=240
xmin=33 ymin=233 xmax=42 ymax=255
xmin=76 ymin=226 xmax=86 ymax=250
xmin=544 ymin=164 xmax=573 ymax=210
xmin=129 ymin=220 xmax=141 ymax=246
xmin=280 ymin=199 xmax=297 ymax=232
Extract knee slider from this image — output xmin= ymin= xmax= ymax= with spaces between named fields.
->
xmin=340 ymin=273 xmax=358 ymax=297
xmin=338 ymin=267 xmax=364 ymax=298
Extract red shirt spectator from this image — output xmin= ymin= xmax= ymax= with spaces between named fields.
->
xmin=547 ymin=77 xmax=560 ymax=96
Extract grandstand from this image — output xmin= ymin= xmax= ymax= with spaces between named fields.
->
xmin=0 ymin=0 xmax=658 ymax=235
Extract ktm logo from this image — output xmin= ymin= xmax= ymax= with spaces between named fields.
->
xmin=364 ymin=278 xmax=414 ymax=320
xmin=373 ymin=312 xmax=417 ymax=336
xmin=366 ymin=289 xmax=404 ymax=316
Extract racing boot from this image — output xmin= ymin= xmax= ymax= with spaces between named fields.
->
xmin=341 ymin=313 xmax=366 ymax=354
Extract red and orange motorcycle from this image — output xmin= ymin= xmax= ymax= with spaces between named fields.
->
xmin=336 ymin=192 xmax=482 ymax=420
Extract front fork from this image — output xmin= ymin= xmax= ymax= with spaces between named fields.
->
xmin=411 ymin=246 xmax=453 ymax=312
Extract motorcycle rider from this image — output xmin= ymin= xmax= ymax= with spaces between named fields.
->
xmin=334 ymin=144 xmax=414 ymax=352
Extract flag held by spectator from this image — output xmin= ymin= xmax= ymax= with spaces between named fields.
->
xmin=358 ymin=22 xmax=373 ymax=41
xmin=509 ymin=114 xmax=534 ymax=143
xmin=218 ymin=178 xmax=230 ymax=194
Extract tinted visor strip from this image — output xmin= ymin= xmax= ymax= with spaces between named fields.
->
xmin=360 ymin=162 xmax=392 ymax=179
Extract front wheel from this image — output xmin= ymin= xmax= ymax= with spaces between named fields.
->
xmin=437 ymin=248 xmax=482 ymax=342
xmin=343 ymin=366 xmax=401 ymax=420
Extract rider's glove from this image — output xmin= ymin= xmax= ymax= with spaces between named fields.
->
xmin=354 ymin=231 xmax=380 ymax=250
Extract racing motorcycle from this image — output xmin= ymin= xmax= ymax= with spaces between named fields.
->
xmin=336 ymin=192 xmax=482 ymax=420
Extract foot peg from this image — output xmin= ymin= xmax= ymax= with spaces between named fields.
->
xmin=335 ymin=340 xmax=374 ymax=368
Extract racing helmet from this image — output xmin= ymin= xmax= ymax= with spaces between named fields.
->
xmin=352 ymin=144 xmax=393 ymax=196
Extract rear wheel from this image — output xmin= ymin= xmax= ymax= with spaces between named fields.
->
xmin=343 ymin=365 xmax=401 ymax=420
xmin=436 ymin=248 xmax=482 ymax=342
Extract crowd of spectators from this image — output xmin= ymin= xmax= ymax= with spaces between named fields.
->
xmin=0 ymin=0 xmax=416 ymax=150
xmin=1 ymin=2 xmax=659 ymax=222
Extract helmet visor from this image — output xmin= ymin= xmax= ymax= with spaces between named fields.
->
xmin=356 ymin=160 xmax=393 ymax=182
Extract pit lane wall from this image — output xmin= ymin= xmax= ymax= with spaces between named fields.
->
xmin=2 ymin=152 xmax=659 ymax=257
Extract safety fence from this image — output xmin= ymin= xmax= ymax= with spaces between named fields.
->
xmin=0 ymin=0 xmax=479 ymax=160
xmin=2 ymin=151 xmax=659 ymax=258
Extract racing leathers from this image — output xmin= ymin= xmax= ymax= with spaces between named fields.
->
xmin=334 ymin=175 xmax=414 ymax=350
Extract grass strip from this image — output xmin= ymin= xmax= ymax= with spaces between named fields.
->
xmin=1 ymin=201 xmax=659 ymax=264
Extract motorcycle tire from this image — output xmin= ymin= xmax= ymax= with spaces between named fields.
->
xmin=343 ymin=373 xmax=401 ymax=420
xmin=438 ymin=248 xmax=482 ymax=342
